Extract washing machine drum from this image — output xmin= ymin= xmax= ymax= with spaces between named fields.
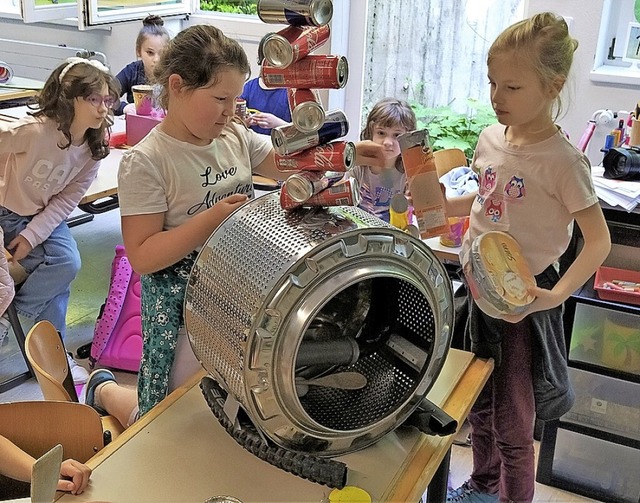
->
xmin=184 ymin=192 xmax=454 ymax=457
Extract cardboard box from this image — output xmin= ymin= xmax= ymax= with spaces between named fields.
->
xmin=125 ymin=112 xmax=162 ymax=146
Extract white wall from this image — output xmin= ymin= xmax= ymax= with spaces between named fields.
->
xmin=527 ymin=0 xmax=640 ymax=165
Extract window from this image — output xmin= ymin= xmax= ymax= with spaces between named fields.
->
xmin=78 ymin=0 xmax=193 ymax=29
xmin=198 ymin=0 xmax=256 ymax=15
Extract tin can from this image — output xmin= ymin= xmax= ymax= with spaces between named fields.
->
xmin=263 ymin=24 xmax=331 ymax=68
xmin=280 ymin=178 xmax=360 ymax=210
xmin=284 ymin=171 xmax=344 ymax=202
xmin=261 ymin=55 xmax=348 ymax=90
xmin=271 ymin=110 xmax=349 ymax=156
xmin=257 ymin=0 xmax=333 ymax=26
xmin=389 ymin=193 xmax=409 ymax=230
xmin=287 ymin=88 xmax=325 ymax=133
xmin=275 ymin=141 xmax=356 ymax=172
xmin=235 ymin=98 xmax=247 ymax=120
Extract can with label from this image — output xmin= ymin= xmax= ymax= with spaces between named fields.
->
xmin=287 ymin=88 xmax=325 ymax=133
xmin=275 ymin=141 xmax=356 ymax=172
xmin=235 ymin=98 xmax=247 ymax=120
xmin=261 ymin=55 xmax=348 ymax=90
xmin=271 ymin=110 xmax=349 ymax=156
xmin=284 ymin=171 xmax=344 ymax=202
xmin=280 ymin=178 xmax=360 ymax=210
xmin=257 ymin=0 xmax=333 ymax=27
xmin=263 ymin=24 xmax=331 ymax=68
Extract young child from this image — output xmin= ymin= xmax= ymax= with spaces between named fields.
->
xmin=445 ymin=12 xmax=611 ymax=503
xmin=114 ymin=14 xmax=170 ymax=116
xmin=240 ymin=76 xmax=291 ymax=135
xmin=82 ymin=24 xmax=385 ymax=426
xmin=0 ymin=434 xmax=92 ymax=495
xmin=349 ymin=97 xmax=417 ymax=222
xmin=0 ymin=57 xmax=120 ymax=384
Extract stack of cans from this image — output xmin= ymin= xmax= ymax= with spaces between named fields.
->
xmin=257 ymin=0 xmax=359 ymax=210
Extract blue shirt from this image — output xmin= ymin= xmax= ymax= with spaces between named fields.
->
xmin=114 ymin=60 xmax=146 ymax=116
xmin=240 ymin=78 xmax=291 ymax=135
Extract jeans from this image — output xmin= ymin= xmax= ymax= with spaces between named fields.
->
xmin=1 ymin=207 xmax=80 ymax=339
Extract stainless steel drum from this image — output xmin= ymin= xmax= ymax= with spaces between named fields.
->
xmin=185 ymin=192 xmax=454 ymax=457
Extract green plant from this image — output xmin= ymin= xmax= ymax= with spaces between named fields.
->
xmin=199 ymin=0 xmax=257 ymax=14
xmin=410 ymin=98 xmax=497 ymax=159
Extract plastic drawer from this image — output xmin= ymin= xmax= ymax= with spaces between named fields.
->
xmin=569 ymin=303 xmax=640 ymax=374
xmin=550 ymin=428 xmax=640 ymax=502
xmin=564 ymin=367 xmax=640 ymax=441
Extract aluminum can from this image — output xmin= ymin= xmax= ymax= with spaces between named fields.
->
xmin=263 ymin=24 xmax=331 ymax=68
xmin=235 ymin=98 xmax=247 ymax=119
xmin=389 ymin=193 xmax=409 ymax=231
xmin=287 ymin=88 xmax=325 ymax=133
xmin=280 ymin=178 xmax=360 ymax=210
xmin=271 ymin=110 xmax=349 ymax=156
xmin=275 ymin=141 xmax=356 ymax=172
xmin=261 ymin=55 xmax=348 ymax=90
xmin=284 ymin=171 xmax=344 ymax=202
xmin=257 ymin=0 xmax=333 ymax=26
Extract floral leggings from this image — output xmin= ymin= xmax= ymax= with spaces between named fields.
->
xmin=137 ymin=252 xmax=196 ymax=417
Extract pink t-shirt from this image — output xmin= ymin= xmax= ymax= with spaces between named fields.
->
xmin=460 ymin=124 xmax=598 ymax=275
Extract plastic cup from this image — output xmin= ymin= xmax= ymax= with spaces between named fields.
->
xmin=132 ymin=84 xmax=154 ymax=116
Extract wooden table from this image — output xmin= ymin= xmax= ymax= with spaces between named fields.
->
xmin=0 ymin=76 xmax=44 ymax=102
xmin=56 ymin=349 xmax=492 ymax=503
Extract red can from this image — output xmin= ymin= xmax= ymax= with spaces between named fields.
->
xmin=262 ymin=24 xmax=331 ymax=68
xmin=235 ymin=98 xmax=247 ymax=119
xmin=275 ymin=141 xmax=356 ymax=172
xmin=284 ymin=171 xmax=343 ymax=202
xmin=287 ymin=88 xmax=325 ymax=133
xmin=280 ymin=178 xmax=360 ymax=210
xmin=261 ymin=55 xmax=348 ymax=89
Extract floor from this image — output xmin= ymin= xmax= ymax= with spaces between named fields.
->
xmin=0 ymin=208 xmax=596 ymax=502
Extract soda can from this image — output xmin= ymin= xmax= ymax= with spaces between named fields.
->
xmin=284 ymin=171 xmax=344 ymax=203
xmin=235 ymin=98 xmax=247 ymax=120
xmin=287 ymin=88 xmax=325 ymax=133
xmin=261 ymin=55 xmax=348 ymax=90
xmin=263 ymin=24 xmax=331 ymax=68
xmin=257 ymin=0 xmax=333 ymax=27
xmin=275 ymin=141 xmax=356 ymax=172
xmin=280 ymin=178 xmax=360 ymax=210
xmin=271 ymin=110 xmax=349 ymax=156
xmin=389 ymin=193 xmax=409 ymax=231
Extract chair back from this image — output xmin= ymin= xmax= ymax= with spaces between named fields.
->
xmin=433 ymin=148 xmax=468 ymax=178
xmin=25 ymin=320 xmax=78 ymax=401
xmin=0 ymin=400 xmax=104 ymax=499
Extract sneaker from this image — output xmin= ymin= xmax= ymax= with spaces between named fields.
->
xmin=83 ymin=368 xmax=116 ymax=415
xmin=447 ymin=481 xmax=499 ymax=503
xmin=67 ymin=353 xmax=90 ymax=385
xmin=0 ymin=314 xmax=10 ymax=346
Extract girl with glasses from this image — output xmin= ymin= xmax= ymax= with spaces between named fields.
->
xmin=0 ymin=57 xmax=120 ymax=384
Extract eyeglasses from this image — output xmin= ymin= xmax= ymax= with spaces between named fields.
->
xmin=85 ymin=93 xmax=117 ymax=109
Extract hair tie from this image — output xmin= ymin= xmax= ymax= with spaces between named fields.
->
xmin=58 ymin=56 xmax=109 ymax=83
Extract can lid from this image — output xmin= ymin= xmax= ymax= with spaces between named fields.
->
xmin=285 ymin=175 xmax=313 ymax=202
xmin=263 ymin=34 xmax=293 ymax=68
xmin=337 ymin=56 xmax=349 ymax=88
xmin=344 ymin=142 xmax=356 ymax=170
xmin=292 ymin=101 xmax=326 ymax=133
xmin=310 ymin=0 xmax=334 ymax=26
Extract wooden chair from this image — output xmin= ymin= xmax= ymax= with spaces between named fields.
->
xmin=0 ymin=248 xmax=34 ymax=393
xmin=433 ymin=148 xmax=468 ymax=178
xmin=25 ymin=320 xmax=124 ymax=441
xmin=0 ymin=400 xmax=104 ymax=499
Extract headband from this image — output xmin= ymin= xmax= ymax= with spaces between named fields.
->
xmin=58 ymin=57 xmax=110 ymax=83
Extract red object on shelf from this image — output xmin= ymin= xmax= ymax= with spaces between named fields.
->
xmin=594 ymin=266 xmax=640 ymax=306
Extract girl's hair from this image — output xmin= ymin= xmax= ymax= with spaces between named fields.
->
xmin=487 ymin=12 xmax=578 ymax=120
xmin=32 ymin=59 xmax=120 ymax=160
xmin=361 ymin=97 xmax=417 ymax=172
xmin=136 ymin=15 xmax=170 ymax=56
xmin=154 ymin=24 xmax=250 ymax=110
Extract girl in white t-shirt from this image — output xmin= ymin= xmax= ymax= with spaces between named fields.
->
xmin=83 ymin=24 xmax=385 ymax=428
xmin=0 ymin=58 xmax=119 ymax=383
xmin=444 ymin=13 xmax=611 ymax=503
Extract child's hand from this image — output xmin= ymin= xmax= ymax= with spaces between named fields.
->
xmin=354 ymin=140 xmax=386 ymax=168
xmin=209 ymin=194 xmax=248 ymax=224
xmin=57 ymin=458 xmax=92 ymax=494
xmin=499 ymin=286 xmax=561 ymax=323
xmin=7 ymin=235 xmax=32 ymax=262
xmin=248 ymin=112 xmax=287 ymax=129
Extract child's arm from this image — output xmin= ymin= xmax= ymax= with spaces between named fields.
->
xmin=121 ymin=194 xmax=248 ymax=275
xmin=503 ymin=203 xmax=611 ymax=323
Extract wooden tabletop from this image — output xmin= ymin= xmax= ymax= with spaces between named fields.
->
xmin=0 ymin=76 xmax=44 ymax=102
xmin=56 ymin=349 xmax=492 ymax=502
